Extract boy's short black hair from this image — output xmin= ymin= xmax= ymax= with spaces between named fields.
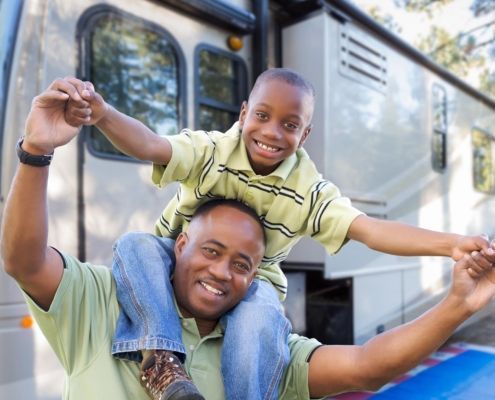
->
xmin=192 ymin=199 xmax=266 ymax=247
xmin=250 ymin=67 xmax=315 ymax=101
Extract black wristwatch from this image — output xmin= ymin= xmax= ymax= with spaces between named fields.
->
xmin=16 ymin=137 xmax=53 ymax=167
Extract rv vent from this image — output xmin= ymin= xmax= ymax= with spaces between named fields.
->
xmin=339 ymin=24 xmax=387 ymax=93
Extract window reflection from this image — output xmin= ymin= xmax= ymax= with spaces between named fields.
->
xmin=88 ymin=14 xmax=181 ymax=157
xmin=196 ymin=46 xmax=246 ymax=132
xmin=472 ymin=128 xmax=495 ymax=193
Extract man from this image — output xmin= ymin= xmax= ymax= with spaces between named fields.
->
xmin=2 ymin=79 xmax=495 ymax=400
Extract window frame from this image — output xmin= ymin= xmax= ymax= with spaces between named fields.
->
xmin=76 ymin=4 xmax=187 ymax=162
xmin=194 ymin=43 xmax=247 ymax=131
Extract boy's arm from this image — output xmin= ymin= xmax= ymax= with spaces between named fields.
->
xmin=347 ymin=214 xmax=495 ymax=262
xmin=65 ymin=78 xmax=172 ymax=165
xmin=307 ymin=252 xmax=495 ymax=397
xmin=0 ymin=79 xmax=80 ymax=310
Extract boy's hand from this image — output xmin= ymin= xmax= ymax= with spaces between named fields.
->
xmin=64 ymin=77 xmax=109 ymax=127
xmin=449 ymin=251 xmax=495 ymax=314
xmin=452 ymin=234 xmax=495 ymax=265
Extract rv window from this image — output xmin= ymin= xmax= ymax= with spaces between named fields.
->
xmin=431 ymin=84 xmax=447 ymax=172
xmin=472 ymin=128 xmax=495 ymax=194
xmin=195 ymin=45 xmax=247 ymax=131
xmin=0 ymin=0 xmax=23 ymax=179
xmin=85 ymin=12 xmax=182 ymax=159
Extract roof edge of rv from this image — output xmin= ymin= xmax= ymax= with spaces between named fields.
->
xmin=158 ymin=0 xmax=256 ymax=34
xmin=325 ymin=0 xmax=495 ymax=109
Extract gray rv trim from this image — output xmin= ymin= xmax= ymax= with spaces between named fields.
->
xmin=0 ymin=0 xmax=24 ymax=193
xmin=325 ymin=0 xmax=495 ymax=109
xmin=158 ymin=0 xmax=256 ymax=34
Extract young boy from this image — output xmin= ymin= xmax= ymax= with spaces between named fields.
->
xmin=66 ymin=69 xmax=494 ymax=400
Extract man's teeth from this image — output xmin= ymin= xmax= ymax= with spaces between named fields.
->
xmin=256 ymin=141 xmax=278 ymax=152
xmin=200 ymin=281 xmax=224 ymax=295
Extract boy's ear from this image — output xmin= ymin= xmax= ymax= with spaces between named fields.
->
xmin=298 ymin=125 xmax=312 ymax=148
xmin=238 ymin=101 xmax=248 ymax=128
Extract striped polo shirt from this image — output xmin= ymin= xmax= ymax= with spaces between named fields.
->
xmin=152 ymin=123 xmax=362 ymax=299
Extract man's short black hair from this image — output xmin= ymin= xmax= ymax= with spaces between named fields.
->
xmin=192 ymin=199 xmax=266 ymax=247
xmin=249 ymin=67 xmax=315 ymax=101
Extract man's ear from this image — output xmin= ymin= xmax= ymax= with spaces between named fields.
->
xmin=298 ymin=125 xmax=312 ymax=148
xmin=174 ymin=232 xmax=188 ymax=258
xmin=238 ymin=101 xmax=248 ymax=129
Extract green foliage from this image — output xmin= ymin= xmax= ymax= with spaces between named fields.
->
xmin=367 ymin=0 xmax=495 ymax=98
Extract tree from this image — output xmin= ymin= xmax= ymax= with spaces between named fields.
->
xmin=363 ymin=0 xmax=495 ymax=98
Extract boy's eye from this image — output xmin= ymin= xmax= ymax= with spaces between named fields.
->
xmin=284 ymin=121 xmax=299 ymax=130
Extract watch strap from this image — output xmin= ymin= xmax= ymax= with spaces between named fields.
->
xmin=16 ymin=138 xmax=53 ymax=167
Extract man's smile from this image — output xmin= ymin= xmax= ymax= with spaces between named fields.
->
xmin=199 ymin=280 xmax=225 ymax=296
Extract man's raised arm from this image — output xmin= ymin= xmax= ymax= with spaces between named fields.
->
xmin=307 ymin=251 xmax=495 ymax=398
xmin=0 ymin=79 xmax=86 ymax=310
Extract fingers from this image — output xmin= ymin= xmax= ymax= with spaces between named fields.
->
xmin=478 ymin=234 xmax=495 ymax=258
xmin=458 ymin=251 xmax=494 ymax=280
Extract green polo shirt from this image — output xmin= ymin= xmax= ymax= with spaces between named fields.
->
xmin=23 ymin=254 xmax=322 ymax=400
xmin=152 ymin=123 xmax=363 ymax=299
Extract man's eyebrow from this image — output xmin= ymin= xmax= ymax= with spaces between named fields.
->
xmin=205 ymin=239 xmax=254 ymax=268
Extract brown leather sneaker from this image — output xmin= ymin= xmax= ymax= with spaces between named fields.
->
xmin=140 ymin=350 xmax=205 ymax=400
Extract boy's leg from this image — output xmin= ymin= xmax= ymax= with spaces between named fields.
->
xmin=220 ymin=279 xmax=291 ymax=400
xmin=111 ymin=232 xmax=184 ymax=361
xmin=111 ymin=232 xmax=204 ymax=400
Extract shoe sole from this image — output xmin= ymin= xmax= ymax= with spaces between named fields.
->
xmin=161 ymin=380 xmax=205 ymax=400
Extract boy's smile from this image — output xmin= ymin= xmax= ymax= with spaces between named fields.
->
xmin=239 ymin=78 xmax=313 ymax=175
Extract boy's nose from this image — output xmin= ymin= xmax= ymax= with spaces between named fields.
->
xmin=262 ymin=122 xmax=283 ymax=140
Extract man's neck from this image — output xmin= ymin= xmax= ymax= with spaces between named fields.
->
xmin=195 ymin=318 xmax=217 ymax=337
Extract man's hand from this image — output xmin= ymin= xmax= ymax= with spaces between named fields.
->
xmin=450 ymin=251 xmax=495 ymax=314
xmin=24 ymin=78 xmax=85 ymax=154
xmin=452 ymin=234 xmax=495 ymax=261
xmin=64 ymin=77 xmax=109 ymax=127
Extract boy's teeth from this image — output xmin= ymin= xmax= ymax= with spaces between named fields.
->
xmin=256 ymin=141 xmax=278 ymax=152
xmin=201 ymin=281 xmax=224 ymax=295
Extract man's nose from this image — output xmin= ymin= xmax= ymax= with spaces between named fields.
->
xmin=209 ymin=260 xmax=232 ymax=281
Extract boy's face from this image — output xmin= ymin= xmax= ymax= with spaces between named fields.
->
xmin=173 ymin=205 xmax=264 ymax=325
xmin=239 ymin=79 xmax=313 ymax=175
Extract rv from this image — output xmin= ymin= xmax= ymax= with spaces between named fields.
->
xmin=1 ymin=0 xmax=495 ymax=397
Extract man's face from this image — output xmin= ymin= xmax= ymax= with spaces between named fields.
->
xmin=239 ymin=79 xmax=313 ymax=175
xmin=173 ymin=205 xmax=264 ymax=322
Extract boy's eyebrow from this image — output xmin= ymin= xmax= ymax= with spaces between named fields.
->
xmin=205 ymin=239 xmax=254 ymax=268
xmin=256 ymin=102 xmax=303 ymax=121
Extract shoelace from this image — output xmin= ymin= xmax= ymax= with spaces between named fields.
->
xmin=141 ymin=351 xmax=191 ymax=400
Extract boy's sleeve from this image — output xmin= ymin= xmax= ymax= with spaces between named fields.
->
xmin=21 ymin=254 xmax=117 ymax=374
xmin=304 ymin=181 xmax=363 ymax=255
xmin=151 ymin=130 xmax=216 ymax=188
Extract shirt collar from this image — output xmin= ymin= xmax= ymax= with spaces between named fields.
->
xmin=173 ymin=293 xmax=224 ymax=338
xmin=226 ymin=122 xmax=298 ymax=180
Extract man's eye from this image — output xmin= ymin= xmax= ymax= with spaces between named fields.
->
xmin=233 ymin=262 xmax=250 ymax=273
xmin=256 ymin=112 xmax=268 ymax=120
xmin=202 ymin=247 xmax=218 ymax=256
